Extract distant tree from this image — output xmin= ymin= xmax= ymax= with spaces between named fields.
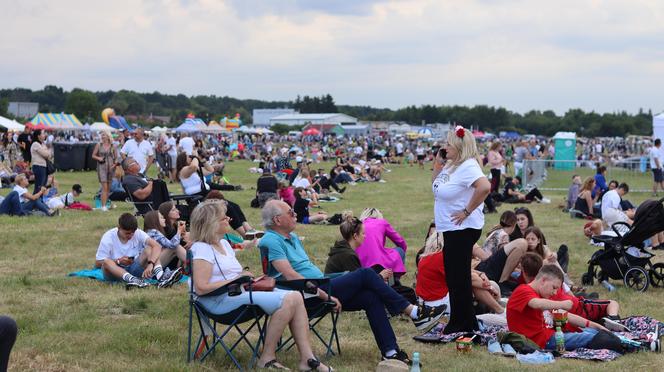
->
xmin=0 ymin=97 xmax=8 ymax=116
xmin=65 ymin=88 xmax=100 ymax=122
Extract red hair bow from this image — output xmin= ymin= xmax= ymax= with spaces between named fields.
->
xmin=455 ymin=125 xmax=465 ymax=138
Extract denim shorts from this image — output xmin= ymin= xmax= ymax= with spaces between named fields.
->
xmin=197 ymin=288 xmax=292 ymax=315
xmin=103 ymin=260 xmax=145 ymax=281
xmin=654 ymin=168 xmax=663 ymax=183
xmin=545 ymin=328 xmax=598 ymax=350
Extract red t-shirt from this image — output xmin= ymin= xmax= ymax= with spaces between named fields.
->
xmin=506 ymin=284 xmax=554 ymax=348
xmin=549 ymin=287 xmax=580 ymax=313
xmin=416 ymin=251 xmax=448 ymax=301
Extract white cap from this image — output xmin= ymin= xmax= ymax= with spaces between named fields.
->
xmin=296 ymin=156 xmax=303 ymax=163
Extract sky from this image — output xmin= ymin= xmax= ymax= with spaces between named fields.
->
xmin=1 ymin=0 xmax=664 ymax=114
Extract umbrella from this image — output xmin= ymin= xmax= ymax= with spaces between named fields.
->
xmin=303 ymin=128 xmax=321 ymax=136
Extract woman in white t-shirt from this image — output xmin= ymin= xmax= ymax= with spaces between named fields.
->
xmin=431 ymin=125 xmax=490 ymax=334
xmin=189 ymin=201 xmax=331 ymax=371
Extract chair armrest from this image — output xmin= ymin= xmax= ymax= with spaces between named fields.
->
xmin=276 ymin=278 xmax=331 ymax=295
xmin=171 ymin=194 xmax=203 ymax=202
xmin=200 ymin=275 xmax=253 ymax=297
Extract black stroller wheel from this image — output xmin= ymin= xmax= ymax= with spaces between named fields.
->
xmin=624 ymin=267 xmax=649 ymax=292
xmin=649 ymin=263 xmax=664 ymax=288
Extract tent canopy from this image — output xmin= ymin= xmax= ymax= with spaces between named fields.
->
xmin=653 ymin=113 xmax=664 ymax=142
xmin=90 ymin=122 xmax=117 ymax=132
xmin=0 ymin=116 xmax=25 ymax=131
xmin=30 ymin=113 xmax=83 ymax=130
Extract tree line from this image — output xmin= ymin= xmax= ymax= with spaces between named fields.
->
xmin=0 ymin=85 xmax=654 ymax=137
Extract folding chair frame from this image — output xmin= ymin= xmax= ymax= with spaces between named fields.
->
xmin=186 ymin=251 xmax=268 ymax=370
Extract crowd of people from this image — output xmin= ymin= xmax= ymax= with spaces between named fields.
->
xmin=2 ymin=124 xmax=663 ymax=370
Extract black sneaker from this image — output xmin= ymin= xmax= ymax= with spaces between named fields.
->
xmin=158 ymin=267 xmax=183 ymax=288
xmin=125 ymin=277 xmax=150 ymax=290
xmin=339 ymin=187 xmax=346 ymax=194
xmin=412 ymin=304 xmax=446 ymax=331
xmin=382 ymin=349 xmax=412 ymax=366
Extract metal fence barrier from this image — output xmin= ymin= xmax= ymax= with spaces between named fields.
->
xmin=520 ymin=159 xmax=653 ymax=193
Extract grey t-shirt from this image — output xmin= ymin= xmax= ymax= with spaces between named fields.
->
xmin=514 ymin=146 xmax=528 ymax=162
xmin=122 ymin=174 xmax=149 ymax=201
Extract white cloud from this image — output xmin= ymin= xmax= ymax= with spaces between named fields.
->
xmin=0 ymin=0 xmax=663 ymax=114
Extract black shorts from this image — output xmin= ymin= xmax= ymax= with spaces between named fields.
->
xmin=476 ymin=247 xmax=508 ymax=282
xmin=417 ymin=154 xmax=425 ymax=161
xmin=654 ymin=168 xmax=663 ymax=183
xmin=397 ymin=152 xmax=404 ymax=157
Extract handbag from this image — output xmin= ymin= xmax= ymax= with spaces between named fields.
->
xmin=46 ymin=159 xmax=56 ymax=175
xmin=244 ymin=275 xmax=276 ymax=292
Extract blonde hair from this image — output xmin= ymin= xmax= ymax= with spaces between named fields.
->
xmin=580 ymin=176 xmax=595 ymax=192
xmin=100 ymin=131 xmax=112 ymax=143
xmin=359 ymin=207 xmax=383 ymax=221
xmin=421 ymin=231 xmax=444 ymax=257
xmin=15 ymin=173 xmax=27 ymax=183
xmin=189 ymin=201 xmax=227 ymax=244
xmin=445 ymin=126 xmax=481 ymax=173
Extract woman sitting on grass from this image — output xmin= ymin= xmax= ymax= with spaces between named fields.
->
xmin=293 ymin=187 xmax=328 ymax=224
xmin=474 ymin=211 xmax=528 ymax=291
xmin=356 ymin=208 xmax=408 ymax=276
xmin=143 ymin=210 xmax=187 ymax=271
xmin=189 ymin=201 xmax=332 ymax=371
xmin=573 ymin=176 xmax=598 ymax=218
xmin=508 ymin=207 xmax=537 ymax=241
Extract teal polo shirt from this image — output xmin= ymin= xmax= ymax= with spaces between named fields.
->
xmin=259 ymin=230 xmax=324 ymax=279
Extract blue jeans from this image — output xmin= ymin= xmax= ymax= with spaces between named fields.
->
xmin=0 ymin=191 xmax=26 ymax=216
xmin=22 ymin=199 xmax=51 ymax=215
xmin=333 ymin=173 xmax=354 ymax=184
xmin=546 ymin=328 xmax=598 ymax=350
xmin=32 ymin=164 xmax=48 ymax=195
xmin=327 ymin=268 xmax=410 ymax=355
xmin=394 ymin=247 xmax=406 ymax=264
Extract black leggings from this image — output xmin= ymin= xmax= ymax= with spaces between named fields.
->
xmin=490 ymin=169 xmax=501 ymax=193
xmin=443 ymin=228 xmax=482 ymax=334
xmin=525 ymin=187 xmax=543 ymax=201
xmin=0 ymin=316 xmax=17 ymax=372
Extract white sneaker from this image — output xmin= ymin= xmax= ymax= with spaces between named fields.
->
xmin=101 ymin=206 xmax=108 ymax=211
xmin=540 ymin=198 xmax=551 ymax=204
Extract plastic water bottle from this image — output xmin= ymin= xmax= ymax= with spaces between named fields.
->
xmin=601 ymin=280 xmax=616 ymax=292
xmin=555 ymin=326 xmax=565 ymax=353
xmin=410 ymin=352 xmax=421 ymax=372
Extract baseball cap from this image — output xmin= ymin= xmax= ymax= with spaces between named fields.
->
xmin=296 ymin=156 xmax=303 ymax=163
xmin=72 ymin=184 xmax=83 ymax=193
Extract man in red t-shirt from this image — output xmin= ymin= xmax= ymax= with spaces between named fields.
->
xmin=507 ymin=265 xmax=608 ymax=350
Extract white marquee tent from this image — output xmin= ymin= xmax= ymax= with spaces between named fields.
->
xmin=654 ymin=113 xmax=664 ymax=142
xmin=90 ymin=122 xmax=117 ymax=132
xmin=0 ymin=116 xmax=25 ymax=131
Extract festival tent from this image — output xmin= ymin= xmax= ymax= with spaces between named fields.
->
xmin=653 ymin=113 xmax=664 ymax=142
xmin=417 ymin=128 xmax=433 ymax=137
xmin=90 ymin=122 xmax=117 ymax=132
xmin=175 ymin=117 xmax=207 ymax=132
xmin=303 ymin=128 xmax=321 ymax=136
xmin=151 ymin=126 xmax=167 ymax=132
xmin=0 ymin=116 xmax=25 ymax=131
xmin=108 ymin=116 xmax=132 ymax=131
xmin=29 ymin=113 xmax=84 ymax=130
xmin=205 ymin=120 xmax=227 ymax=132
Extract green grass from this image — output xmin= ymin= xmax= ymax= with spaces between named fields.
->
xmin=1 ymin=161 xmax=664 ymax=371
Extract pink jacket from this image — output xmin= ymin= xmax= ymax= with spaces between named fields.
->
xmin=356 ymin=218 xmax=408 ymax=273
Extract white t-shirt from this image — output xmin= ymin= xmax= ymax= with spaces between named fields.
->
xmin=95 ymin=228 xmax=150 ymax=261
xmin=601 ymin=189 xmax=627 ymax=228
xmin=166 ymin=137 xmax=177 ymax=156
xmin=396 ymin=142 xmax=404 ymax=154
xmin=292 ymin=177 xmax=311 ymax=189
xmin=121 ymin=139 xmax=154 ymax=173
xmin=179 ymin=137 xmax=195 ymax=156
xmin=13 ymin=185 xmax=28 ymax=203
xmin=432 ymin=158 xmax=486 ymax=232
xmin=416 ymin=146 xmax=425 ymax=156
xmin=191 ymin=240 xmax=242 ymax=288
xmin=649 ymin=146 xmax=662 ymax=169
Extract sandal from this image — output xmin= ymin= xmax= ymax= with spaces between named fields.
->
xmin=300 ymin=358 xmax=334 ymax=372
xmin=259 ymin=359 xmax=291 ymax=370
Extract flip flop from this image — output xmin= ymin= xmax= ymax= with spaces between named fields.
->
xmin=259 ymin=359 xmax=291 ymax=370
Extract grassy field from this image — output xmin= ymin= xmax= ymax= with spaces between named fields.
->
xmin=1 ymin=160 xmax=664 ymax=371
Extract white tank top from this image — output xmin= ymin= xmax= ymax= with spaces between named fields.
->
xmin=180 ymin=172 xmax=205 ymax=195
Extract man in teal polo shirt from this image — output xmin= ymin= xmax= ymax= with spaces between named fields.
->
xmin=258 ymin=200 xmax=445 ymax=365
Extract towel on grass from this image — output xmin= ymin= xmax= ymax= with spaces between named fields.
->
xmin=68 ymin=267 xmax=188 ymax=284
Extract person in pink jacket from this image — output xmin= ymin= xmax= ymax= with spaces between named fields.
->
xmin=356 ymin=208 xmax=408 ymax=276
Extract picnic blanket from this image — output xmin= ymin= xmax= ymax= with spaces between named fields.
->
xmin=318 ymin=196 xmax=340 ymax=203
xmin=414 ymin=316 xmax=664 ymax=362
xmin=68 ymin=267 xmax=188 ymax=285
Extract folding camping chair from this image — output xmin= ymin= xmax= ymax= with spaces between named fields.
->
xmin=186 ymin=251 xmax=269 ymax=370
xmin=259 ymin=245 xmax=341 ymax=357
xmin=121 ymin=179 xmax=202 ymax=220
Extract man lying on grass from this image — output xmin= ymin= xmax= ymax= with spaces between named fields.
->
xmin=507 ymin=263 xmax=611 ymax=351
xmin=95 ymin=213 xmax=182 ymax=289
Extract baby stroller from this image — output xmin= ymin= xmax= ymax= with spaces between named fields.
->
xmin=581 ymin=198 xmax=664 ymax=292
